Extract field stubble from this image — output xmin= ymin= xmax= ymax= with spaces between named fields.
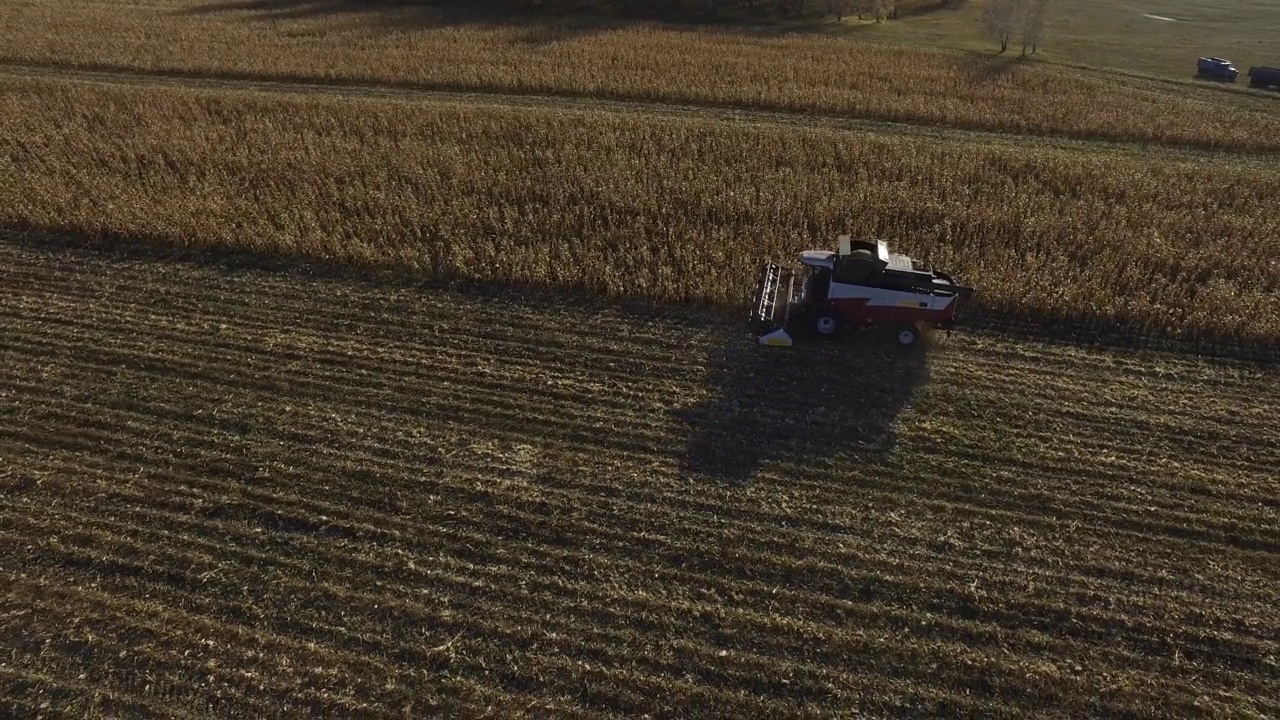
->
xmin=3 ymin=76 xmax=1279 ymax=352
xmin=2 ymin=238 xmax=1278 ymax=718
xmin=1 ymin=0 xmax=1279 ymax=151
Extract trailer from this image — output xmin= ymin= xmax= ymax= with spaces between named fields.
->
xmin=1197 ymin=57 xmax=1239 ymax=82
xmin=1248 ymin=65 xmax=1280 ymax=89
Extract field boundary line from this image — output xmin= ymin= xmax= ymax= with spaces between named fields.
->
xmin=3 ymin=60 xmax=1278 ymax=165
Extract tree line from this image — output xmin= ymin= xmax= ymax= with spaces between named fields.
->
xmin=471 ymin=0 xmax=1050 ymax=52
xmin=523 ymin=0 xmax=959 ymax=22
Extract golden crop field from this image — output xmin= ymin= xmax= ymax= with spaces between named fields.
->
xmin=2 ymin=0 xmax=1279 ymax=151
xmin=4 ymin=1 xmax=1280 ymax=717
xmin=4 ymin=239 xmax=1278 ymax=718
xmin=5 ymin=75 xmax=1279 ymax=349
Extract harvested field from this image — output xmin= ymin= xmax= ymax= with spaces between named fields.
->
xmin=3 ymin=237 xmax=1278 ymax=718
xmin=2 ymin=0 xmax=1279 ymax=150
xmin=4 ymin=75 xmax=1279 ymax=350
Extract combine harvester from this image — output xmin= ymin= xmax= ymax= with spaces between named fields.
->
xmin=751 ymin=235 xmax=975 ymax=348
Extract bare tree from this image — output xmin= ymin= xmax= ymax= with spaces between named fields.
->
xmin=981 ymin=0 xmax=1018 ymax=53
xmin=1021 ymin=0 xmax=1049 ymax=55
xmin=852 ymin=0 xmax=891 ymax=21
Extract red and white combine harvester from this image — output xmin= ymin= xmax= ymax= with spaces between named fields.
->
xmin=751 ymin=235 xmax=975 ymax=348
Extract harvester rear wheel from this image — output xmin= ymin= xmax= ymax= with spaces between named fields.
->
xmin=813 ymin=311 xmax=842 ymax=338
xmin=894 ymin=324 xmax=919 ymax=347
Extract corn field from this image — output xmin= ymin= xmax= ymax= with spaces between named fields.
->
xmin=3 ymin=76 xmax=1278 ymax=346
xmin=1 ymin=0 xmax=1278 ymax=151
xmin=5 ymin=5 xmax=1280 ymax=716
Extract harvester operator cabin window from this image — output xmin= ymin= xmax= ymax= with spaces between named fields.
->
xmin=834 ymin=257 xmax=874 ymax=285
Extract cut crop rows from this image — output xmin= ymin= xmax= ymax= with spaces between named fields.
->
xmin=2 ymin=238 xmax=1277 ymax=718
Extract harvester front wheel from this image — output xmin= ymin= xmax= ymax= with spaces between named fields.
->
xmin=894 ymin=324 xmax=919 ymax=347
xmin=813 ymin=311 xmax=842 ymax=338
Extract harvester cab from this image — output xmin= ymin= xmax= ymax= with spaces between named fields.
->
xmin=750 ymin=235 xmax=975 ymax=348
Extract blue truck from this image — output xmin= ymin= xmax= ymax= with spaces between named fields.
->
xmin=1197 ymin=57 xmax=1239 ymax=82
xmin=1248 ymin=66 xmax=1280 ymax=89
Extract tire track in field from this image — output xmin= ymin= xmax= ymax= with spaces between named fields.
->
xmin=8 ymin=401 xmax=1275 ymax=644
xmin=0 ymin=507 xmax=1229 ymax=718
xmin=5 ymin=240 xmax=1274 ymax=561
xmin=14 ymin=432 xmax=1269 ymax=641
xmin=7 ymin=468 xmax=1269 ymax=712
xmin=4 ymin=239 xmax=1278 ymax=717
xmin=1 ymin=576 xmax=596 ymax=720
xmin=0 ymin=264 xmax=709 ymax=381
xmin=17 ymin=325 xmax=1259 ymax=566
xmin=7 ymin=420 xmax=1269 ymax=702
xmin=5 ymin=479 xmax=1272 ymax=716
xmin=3 ymin=335 xmax=684 ymax=462
xmin=0 ymin=667 xmax=202 ymax=720
xmin=9 ymin=236 xmax=1265 ymax=468
xmin=11 ymin=417 xmax=1274 ymax=667
xmin=10 ymin=328 xmax=1275 ymax=569
xmin=4 ymin=519 xmax=999 ymax=716
xmin=1 ymin=294 xmax=695 ymax=416
xmin=3 ymin=60 xmax=1278 ymax=166
xmin=5 ymin=257 xmax=1274 ymax=566
xmin=8 ymin=413 xmax=1274 ymax=713
xmin=9 ymin=382 xmax=1277 ymax=605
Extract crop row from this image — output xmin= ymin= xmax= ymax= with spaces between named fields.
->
xmin=2 ymin=0 xmax=1279 ymax=151
xmin=3 ymin=239 xmax=1278 ymax=717
xmin=5 ymin=77 xmax=1280 ymax=347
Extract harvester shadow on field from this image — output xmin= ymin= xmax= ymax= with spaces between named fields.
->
xmin=678 ymin=327 xmax=931 ymax=487
xmin=177 ymin=0 xmax=965 ymax=42
xmin=178 ymin=0 xmax=630 ymax=43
